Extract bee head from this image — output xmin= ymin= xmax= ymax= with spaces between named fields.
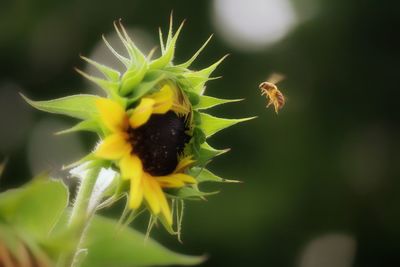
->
xmin=259 ymin=82 xmax=276 ymax=91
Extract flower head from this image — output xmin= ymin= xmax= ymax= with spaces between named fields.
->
xmin=94 ymin=84 xmax=196 ymax=224
xmin=23 ymin=16 xmax=254 ymax=232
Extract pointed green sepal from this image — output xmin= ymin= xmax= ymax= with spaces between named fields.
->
xmin=80 ymin=56 xmax=120 ymax=82
xmin=62 ymin=153 xmax=97 ymax=170
xmin=75 ymin=68 xmax=119 ymax=95
xmin=55 ymin=120 xmax=100 ymax=135
xmin=191 ymin=126 xmax=206 ymax=144
xmin=184 ymin=55 xmax=228 ymax=93
xmin=199 ymin=112 xmax=256 ymax=138
xmin=102 ymin=35 xmax=130 ymax=68
xmin=201 ymin=142 xmax=230 ymax=156
xmin=186 ymin=91 xmax=200 ymax=106
xmin=146 ymin=47 xmax=157 ymax=61
xmin=168 ymin=187 xmax=219 ymax=200
xmin=195 ymin=95 xmax=243 ymax=110
xmin=120 ymin=62 xmax=148 ymax=96
xmin=189 ymin=167 xmax=241 ymax=183
xmin=195 ymin=142 xmax=230 ymax=166
xmin=183 ymin=75 xmax=218 ymax=90
xmin=150 ymin=20 xmax=185 ymax=69
xmin=113 ymin=21 xmax=136 ymax=64
xmin=21 ymin=93 xmax=100 ymax=120
xmin=158 ymin=27 xmax=165 ymax=54
xmin=127 ymin=74 xmax=166 ymax=104
xmin=114 ymin=20 xmax=147 ymax=67
xmin=166 ymin=12 xmax=174 ymax=48
xmin=176 ymin=34 xmax=213 ymax=69
xmin=150 ymin=48 xmax=172 ymax=69
xmin=200 ymin=54 xmax=229 ymax=77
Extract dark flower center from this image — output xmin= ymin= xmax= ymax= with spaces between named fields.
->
xmin=128 ymin=111 xmax=190 ymax=176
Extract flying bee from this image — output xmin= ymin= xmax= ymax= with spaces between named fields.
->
xmin=259 ymin=73 xmax=286 ymax=114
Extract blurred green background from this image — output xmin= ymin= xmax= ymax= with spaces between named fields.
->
xmin=1 ymin=0 xmax=400 ymax=266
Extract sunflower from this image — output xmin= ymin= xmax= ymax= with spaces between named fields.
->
xmin=24 ymin=17 xmax=253 ymax=232
xmin=94 ymin=83 xmax=196 ymax=224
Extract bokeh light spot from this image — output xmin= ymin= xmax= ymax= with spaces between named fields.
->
xmin=298 ymin=234 xmax=356 ymax=267
xmin=212 ymin=0 xmax=298 ymax=51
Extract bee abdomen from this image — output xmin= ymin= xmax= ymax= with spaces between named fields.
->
xmin=276 ymin=91 xmax=285 ymax=107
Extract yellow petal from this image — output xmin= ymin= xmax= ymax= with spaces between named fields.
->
xmin=156 ymin=176 xmax=185 ymax=188
xmin=143 ymin=174 xmax=161 ymax=214
xmin=95 ymin=133 xmax=130 ymax=160
xmin=120 ymin=154 xmax=143 ymax=180
xmin=151 ymin=84 xmax=174 ymax=114
xmin=96 ymin=98 xmax=128 ymax=132
xmin=129 ymin=98 xmax=155 ymax=128
xmin=153 ymin=184 xmax=172 ymax=225
xmin=174 ymin=156 xmax=195 ymax=173
xmin=129 ymin=174 xmax=143 ymax=209
xmin=169 ymin=173 xmax=197 ymax=184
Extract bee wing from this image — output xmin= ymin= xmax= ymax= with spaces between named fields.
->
xmin=267 ymin=72 xmax=285 ymax=84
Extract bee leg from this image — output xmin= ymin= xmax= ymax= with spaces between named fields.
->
xmin=274 ymin=103 xmax=279 ymax=114
xmin=266 ymin=100 xmax=273 ymax=108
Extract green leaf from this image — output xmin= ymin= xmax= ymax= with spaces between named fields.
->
xmin=81 ymin=216 xmax=204 ymax=267
xmin=21 ymin=94 xmax=100 ymax=120
xmin=0 ymin=178 xmax=69 ymax=241
xmin=189 ymin=167 xmax=241 ymax=183
xmin=199 ymin=112 xmax=256 ymax=138
xmin=55 ymin=120 xmax=100 ymax=135
xmin=195 ymin=95 xmax=243 ymax=110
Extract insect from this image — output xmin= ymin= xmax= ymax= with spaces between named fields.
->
xmin=259 ymin=73 xmax=286 ymax=114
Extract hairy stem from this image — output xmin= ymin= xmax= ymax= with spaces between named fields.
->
xmin=57 ymin=166 xmax=100 ymax=267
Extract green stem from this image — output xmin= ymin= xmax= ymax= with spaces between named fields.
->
xmin=57 ymin=166 xmax=100 ymax=267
